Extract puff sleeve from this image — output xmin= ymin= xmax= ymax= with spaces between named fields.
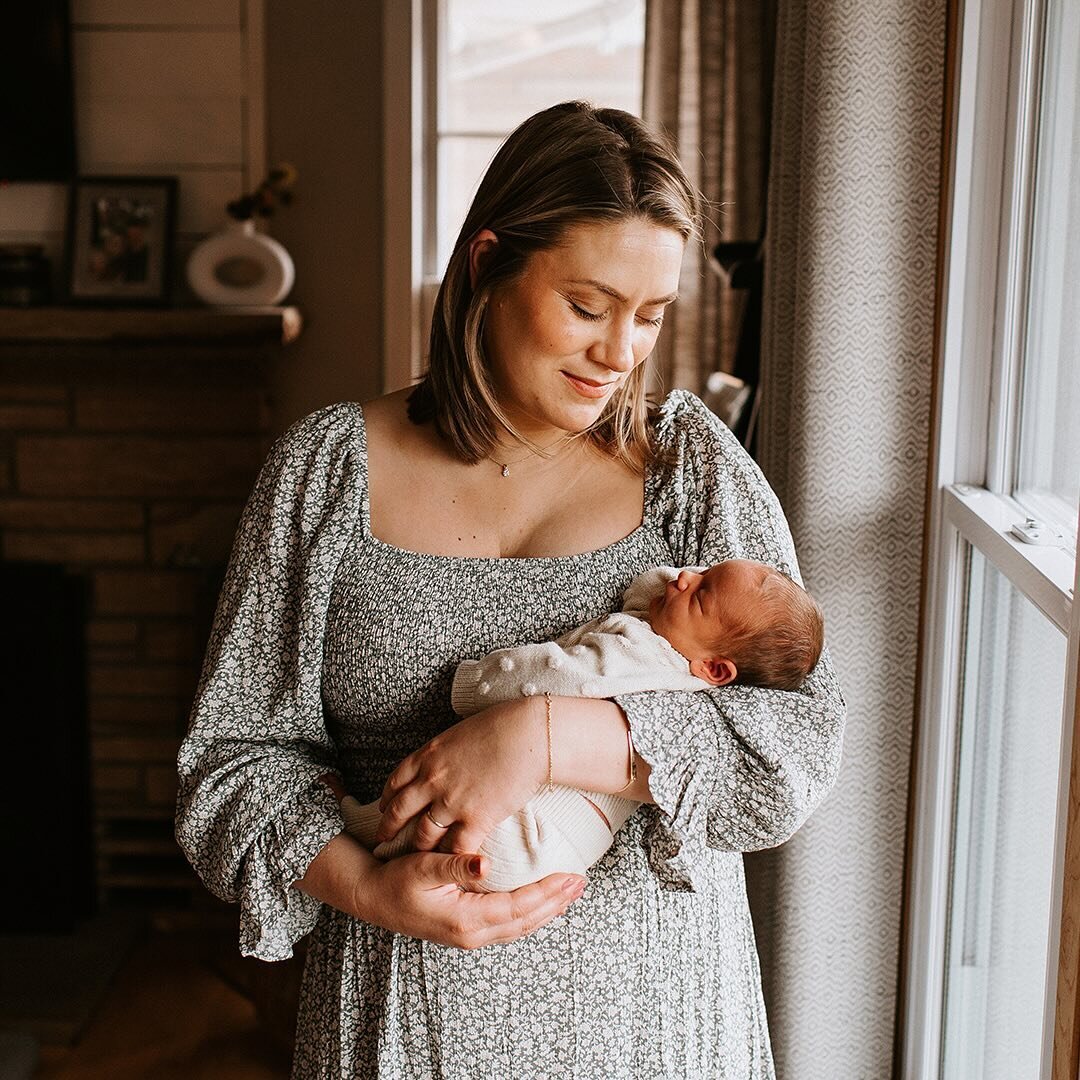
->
xmin=615 ymin=391 xmax=846 ymax=889
xmin=175 ymin=403 xmax=364 ymax=959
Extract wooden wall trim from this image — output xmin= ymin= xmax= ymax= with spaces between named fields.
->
xmin=1052 ymin=506 xmax=1080 ymax=1079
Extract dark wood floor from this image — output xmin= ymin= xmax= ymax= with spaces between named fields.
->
xmin=37 ymin=930 xmax=292 ymax=1080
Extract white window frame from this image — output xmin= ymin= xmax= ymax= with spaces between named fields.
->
xmin=902 ymin=0 xmax=1080 ymax=1077
xmin=382 ymin=0 xmax=486 ymax=393
xmin=381 ymin=0 xmax=647 ymax=394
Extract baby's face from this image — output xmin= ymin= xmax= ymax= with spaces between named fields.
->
xmin=647 ymin=560 xmax=770 ymax=662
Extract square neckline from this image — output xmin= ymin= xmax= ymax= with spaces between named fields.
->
xmin=354 ymin=401 xmax=664 ymax=565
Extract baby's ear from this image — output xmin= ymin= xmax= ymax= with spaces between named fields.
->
xmin=690 ymin=657 xmax=737 ymax=686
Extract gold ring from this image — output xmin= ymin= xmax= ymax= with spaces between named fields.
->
xmin=426 ymin=808 xmax=450 ymax=829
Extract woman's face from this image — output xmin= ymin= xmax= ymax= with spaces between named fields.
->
xmin=478 ymin=217 xmax=685 ymax=440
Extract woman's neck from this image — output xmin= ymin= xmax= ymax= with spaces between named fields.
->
xmin=486 ymin=430 xmax=586 ymax=479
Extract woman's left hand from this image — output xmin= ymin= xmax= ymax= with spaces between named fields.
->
xmin=377 ymin=697 xmax=548 ymax=855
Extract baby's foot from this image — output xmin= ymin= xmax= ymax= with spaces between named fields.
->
xmin=340 ymin=795 xmax=419 ymax=857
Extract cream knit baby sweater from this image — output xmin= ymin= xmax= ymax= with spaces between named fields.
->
xmin=343 ymin=566 xmax=712 ymax=890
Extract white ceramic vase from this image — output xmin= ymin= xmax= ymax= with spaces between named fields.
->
xmin=186 ymin=219 xmax=295 ymax=306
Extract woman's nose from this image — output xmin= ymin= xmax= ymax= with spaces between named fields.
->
xmin=590 ymin=318 xmax=636 ymax=372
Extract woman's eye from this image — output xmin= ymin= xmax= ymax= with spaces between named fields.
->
xmin=569 ymin=300 xmax=664 ymax=328
xmin=570 ymin=302 xmax=604 ymax=321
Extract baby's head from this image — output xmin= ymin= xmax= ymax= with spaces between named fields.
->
xmin=647 ymin=560 xmax=824 ymax=691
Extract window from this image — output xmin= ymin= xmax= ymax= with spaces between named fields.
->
xmin=431 ymin=0 xmax=645 ymax=277
xmin=1014 ymin=0 xmax=1080 ymax=533
xmin=940 ymin=549 xmax=1068 ymax=1077
xmin=904 ymin=1 xmax=1080 ymax=1077
xmin=382 ymin=0 xmax=646 ymax=392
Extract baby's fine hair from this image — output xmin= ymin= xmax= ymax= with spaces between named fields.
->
xmin=713 ymin=570 xmax=825 ymax=692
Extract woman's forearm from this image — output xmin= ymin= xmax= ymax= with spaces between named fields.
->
xmin=291 ymin=830 xmax=378 ymax=919
xmin=377 ymin=696 xmax=654 ymax=855
xmin=545 ymin=696 xmax=654 ymax=802
xmin=292 ymin=774 xmax=381 ymax=919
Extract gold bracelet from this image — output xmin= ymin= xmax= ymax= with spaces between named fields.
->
xmin=543 ymin=692 xmax=554 ymax=792
xmin=612 ymin=720 xmax=637 ymax=794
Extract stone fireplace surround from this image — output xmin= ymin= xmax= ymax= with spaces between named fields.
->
xmin=0 ymin=307 xmax=298 ymax=913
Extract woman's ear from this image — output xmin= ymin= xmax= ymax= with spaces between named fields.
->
xmin=689 ymin=657 xmax=737 ymax=686
xmin=468 ymin=229 xmax=499 ymax=289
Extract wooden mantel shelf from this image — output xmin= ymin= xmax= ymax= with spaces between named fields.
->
xmin=0 ymin=305 xmax=302 ymax=347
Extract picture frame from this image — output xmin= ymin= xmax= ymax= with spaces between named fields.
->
xmin=64 ymin=176 xmax=177 ymax=306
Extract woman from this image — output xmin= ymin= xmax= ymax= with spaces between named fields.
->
xmin=176 ymin=101 xmax=845 ymax=1078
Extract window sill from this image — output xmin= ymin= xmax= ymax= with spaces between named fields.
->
xmin=944 ymin=484 xmax=1075 ymax=632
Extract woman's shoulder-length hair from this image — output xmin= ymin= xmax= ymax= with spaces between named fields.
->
xmin=407 ymin=100 xmax=702 ymax=471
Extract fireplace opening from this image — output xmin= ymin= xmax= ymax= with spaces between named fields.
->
xmin=1 ymin=561 xmax=94 ymax=932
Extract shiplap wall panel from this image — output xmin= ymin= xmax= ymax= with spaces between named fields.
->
xmin=78 ymin=97 xmax=244 ymax=168
xmin=0 ymin=187 xmax=70 ymax=235
xmin=74 ymin=31 xmax=244 ymax=98
xmin=1 ymin=0 xmax=262 ymax=302
xmin=72 ymin=0 xmax=241 ymax=27
xmin=172 ymin=169 xmax=245 ymax=233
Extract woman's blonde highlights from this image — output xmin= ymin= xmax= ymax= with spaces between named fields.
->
xmin=408 ymin=101 xmax=702 ymax=468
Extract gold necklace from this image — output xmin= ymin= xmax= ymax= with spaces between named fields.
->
xmin=490 ymin=435 xmax=575 ymax=477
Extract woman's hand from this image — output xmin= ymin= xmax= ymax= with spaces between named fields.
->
xmin=377 ymin=698 xmax=547 ymax=855
xmin=355 ymin=849 xmax=586 ymax=948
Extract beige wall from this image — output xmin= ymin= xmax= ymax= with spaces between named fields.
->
xmin=0 ymin=0 xmax=384 ymax=434
xmin=265 ymin=0 xmax=385 ymax=429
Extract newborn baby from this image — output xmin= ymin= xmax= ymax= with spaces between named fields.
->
xmin=343 ymin=560 xmax=824 ymax=891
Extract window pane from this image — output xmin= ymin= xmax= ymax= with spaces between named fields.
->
xmin=442 ymin=0 xmax=644 ymax=132
xmin=437 ymin=135 xmax=504 ymax=272
xmin=435 ymin=0 xmax=645 ymax=274
xmin=941 ymin=548 xmax=1068 ymax=1078
xmin=1017 ymin=0 xmax=1080 ymax=530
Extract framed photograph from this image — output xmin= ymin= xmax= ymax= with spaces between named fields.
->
xmin=64 ymin=176 xmax=177 ymax=305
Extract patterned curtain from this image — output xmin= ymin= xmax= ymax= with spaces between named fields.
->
xmin=748 ymin=2 xmax=948 ymax=1077
xmin=642 ymin=0 xmax=775 ymax=396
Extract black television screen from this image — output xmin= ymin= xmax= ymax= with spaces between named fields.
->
xmin=0 ymin=1 xmax=77 ymax=182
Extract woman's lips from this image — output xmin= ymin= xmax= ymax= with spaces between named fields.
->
xmin=562 ymin=371 xmax=614 ymax=399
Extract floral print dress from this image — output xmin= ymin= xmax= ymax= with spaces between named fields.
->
xmin=175 ymin=390 xmax=846 ymax=1079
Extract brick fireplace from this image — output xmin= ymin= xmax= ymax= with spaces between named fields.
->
xmin=0 ymin=307 xmax=297 ymax=912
